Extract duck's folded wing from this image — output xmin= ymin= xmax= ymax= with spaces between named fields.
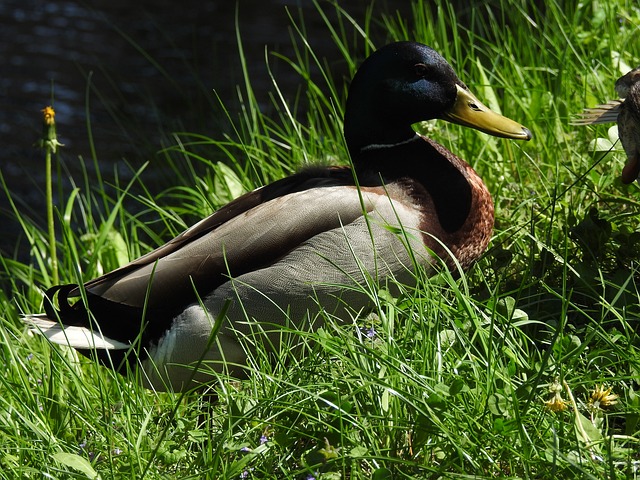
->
xmin=571 ymin=100 xmax=622 ymax=125
xmin=71 ymin=185 xmax=384 ymax=312
xmin=81 ymin=169 xmax=349 ymax=284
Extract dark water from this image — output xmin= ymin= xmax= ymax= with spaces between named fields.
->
xmin=0 ymin=0 xmax=403 ymax=258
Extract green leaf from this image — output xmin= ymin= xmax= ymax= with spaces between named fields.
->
xmin=348 ymin=445 xmax=368 ymax=457
xmin=438 ymin=329 xmax=456 ymax=348
xmin=381 ymin=387 xmax=390 ymax=413
xmin=52 ymin=452 xmax=100 ymax=479
xmin=488 ymin=393 xmax=509 ymax=417
xmin=574 ymin=411 xmax=603 ymax=445
xmin=449 ymin=378 xmax=466 ymax=396
xmin=496 ymin=297 xmax=529 ymax=322
xmin=608 ymin=125 xmax=620 ymax=145
xmin=611 ymin=50 xmax=632 ymax=76
xmin=475 ymin=58 xmax=501 ymax=114
xmin=588 ymin=137 xmax=614 ymax=158
xmin=372 ymin=467 xmax=393 ymax=479
xmin=214 ymin=162 xmax=245 ymax=200
xmin=106 ymin=229 xmax=130 ymax=267
xmin=434 ymin=382 xmax=451 ymax=397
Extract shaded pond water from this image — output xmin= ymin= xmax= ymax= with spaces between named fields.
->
xmin=1 ymin=0 xmax=408 ymax=259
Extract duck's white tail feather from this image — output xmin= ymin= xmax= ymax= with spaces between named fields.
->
xmin=24 ymin=314 xmax=130 ymax=350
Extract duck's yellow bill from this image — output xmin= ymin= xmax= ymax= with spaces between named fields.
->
xmin=441 ymin=85 xmax=532 ymax=141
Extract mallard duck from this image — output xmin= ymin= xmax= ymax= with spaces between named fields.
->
xmin=573 ymin=66 xmax=640 ymax=184
xmin=25 ymin=42 xmax=531 ymax=391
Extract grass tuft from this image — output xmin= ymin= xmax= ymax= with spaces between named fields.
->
xmin=1 ymin=0 xmax=640 ymax=478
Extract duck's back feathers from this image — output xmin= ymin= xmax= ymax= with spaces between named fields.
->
xmin=571 ymin=100 xmax=623 ymax=125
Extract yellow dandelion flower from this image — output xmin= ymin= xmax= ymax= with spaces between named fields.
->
xmin=544 ymin=380 xmax=568 ymax=413
xmin=589 ymin=384 xmax=618 ymax=409
xmin=42 ymin=106 xmax=55 ymax=125
xmin=545 ymin=392 xmax=568 ymax=412
xmin=38 ymin=105 xmax=63 ymax=153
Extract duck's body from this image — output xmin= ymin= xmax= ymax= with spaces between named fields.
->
xmin=573 ymin=67 xmax=640 ymax=184
xmin=26 ymin=42 xmax=530 ymax=391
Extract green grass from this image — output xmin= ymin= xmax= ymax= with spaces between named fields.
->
xmin=2 ymin=0 xmax=640 ymax=478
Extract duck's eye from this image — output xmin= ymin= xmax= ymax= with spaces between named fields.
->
xmin=413 ymin=63 xmax=430 ymax=78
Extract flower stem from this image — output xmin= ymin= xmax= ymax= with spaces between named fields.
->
xmin=44 ymin=144 xmax=58 ymax=284
xmin=40 ymin=106 xmax=63 ymax=285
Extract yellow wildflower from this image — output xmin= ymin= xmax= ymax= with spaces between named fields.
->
xmin=42 ymin=106 xmax=55 ymax=125
xmin=38 ymin=105 xmax=63 ymax=153
xmin=544 ymin=380 xmax=568 ymax=413
xmin=589 ymin=384 xmax=618 ymax=409
xmin=545 ymin=393 xmax=568 ymax=412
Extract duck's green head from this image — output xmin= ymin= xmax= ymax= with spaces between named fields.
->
xmin=344 ymin=41 xmax=531 ymax=154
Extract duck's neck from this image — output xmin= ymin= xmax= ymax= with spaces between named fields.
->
xmin=355 ymin=133 xmax=420 ymax=155
xmin=349 ymin=133 xmax=493 ymax=270
xmin=351 ymin=134 xmax=485 ymax=232
xmin=343 ymin=83 xmax=422 ymax=156
xmin=345 ymin=123 xmax=417 ymax=157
